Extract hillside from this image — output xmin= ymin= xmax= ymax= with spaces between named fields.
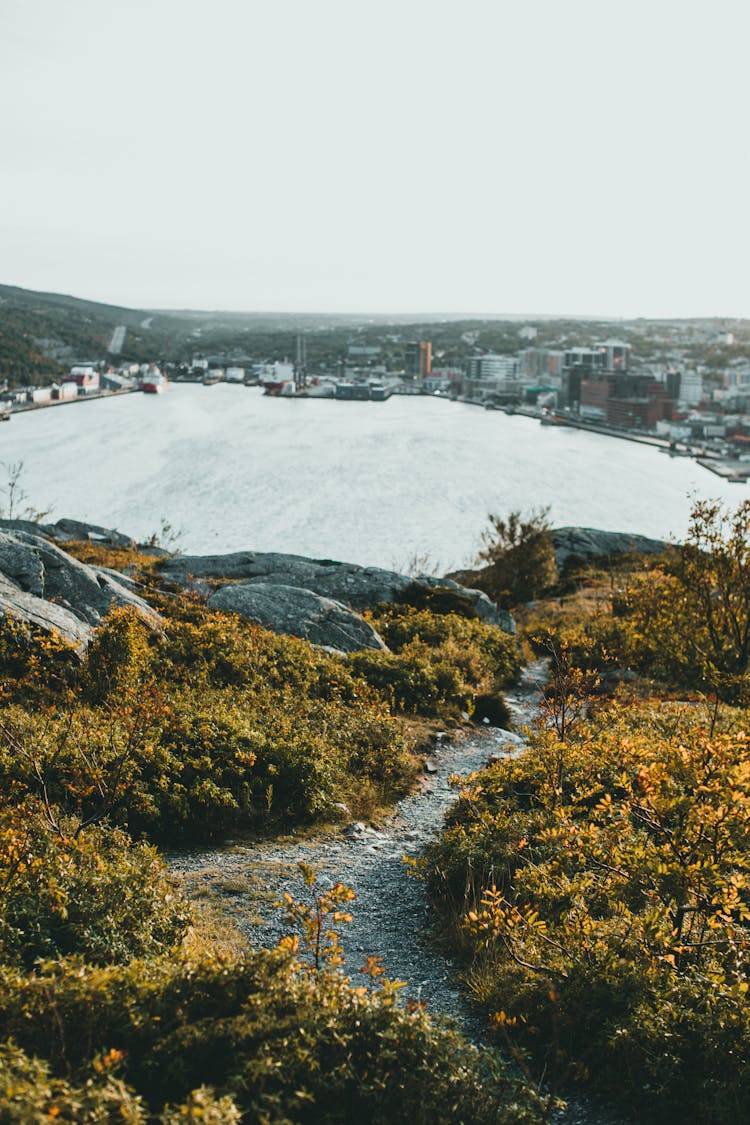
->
xmin=4 ymin=280 xmax=750 ymax=390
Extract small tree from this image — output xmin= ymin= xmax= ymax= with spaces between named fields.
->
xmin=618 ymin=499 xmax=750 ymax=699
xmin=476 ymin=507 xmax=557 ymax=606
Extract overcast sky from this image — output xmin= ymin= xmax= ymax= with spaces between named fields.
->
xmin=2 ymin=0 xmax=749 ymax=317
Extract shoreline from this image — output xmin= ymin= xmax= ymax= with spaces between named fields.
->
xmin=6 ymin=386 xmax=138 ymax=416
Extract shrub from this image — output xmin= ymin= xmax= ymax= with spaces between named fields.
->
xmin=426 ymin=700 xmax=750 ymax=1121
xmin=0 ymin=952 xmax=541 ymax=1124
xmin=355 ymin=608 xmax=520 ymax=719
xmin=0 ymin=1041 xmax=146 ymax=1123
xmin=0 ymin=805 xmax=190 ymax=969
xmin=474 ymin=508 xmax=557 ymax=606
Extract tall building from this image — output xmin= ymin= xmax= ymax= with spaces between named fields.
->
xmin=463 ymin=354 xmax=520 ymax=401
xmin=404 ymin=341 xmax=432 ymax=380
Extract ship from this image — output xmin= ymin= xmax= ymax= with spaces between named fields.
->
xmin=143 ymin=370 xmax=168 ymax=394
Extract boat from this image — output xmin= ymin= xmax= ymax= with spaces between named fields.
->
xmin=368 ymin=382 xmax=393 ymax=401
xmin=143 ymin=372 xmax=168 ymax=394
xmin=336 ymin=382 xmax=370 ymax=401
xmin=307 ymin=379 xmax=336 ymax=398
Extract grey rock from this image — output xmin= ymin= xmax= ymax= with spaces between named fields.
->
xmin=0 ymin=517 xmax=136 ymax=549
xmin=47 ymin=518 xmax=136 ymax=549
xmin=0 ymin=529 xmax=159 ymax=647
xmin=208 ymin=582 xmax=387 ymax=653
xmin=552 ymin=527 xmax=668 ymax=571
xmin=159 ymin=550 xmax=514 ymax=633
xmin=0 ymin=573 xmax=92 ymax=649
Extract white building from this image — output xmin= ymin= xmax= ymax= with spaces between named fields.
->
xmin=680 ymin=368 xmax=704 ymax=406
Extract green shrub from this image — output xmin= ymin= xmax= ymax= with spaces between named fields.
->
xmin=0 ymin=806 xmax=190 ymax=969
xmin=0 ymin=677 xmax=415 ymax=843
xmin=474 ymin=508 xmax=557 ymax=607
xmin=0 ymin=952 xmax=541 ymax=1124
xmin=371 ymin=607 xmax=519 ymax=685
xmin=0 ymin=1041 xmax=145 ymax=1123
xmin=354 ymin=608 xmax=519 ymax=719
xmin=426 ymin=701 xmax=750 ymax=1121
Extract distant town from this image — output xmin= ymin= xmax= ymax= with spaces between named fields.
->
xmin=2 ymin=283 xmax=750 ymax=480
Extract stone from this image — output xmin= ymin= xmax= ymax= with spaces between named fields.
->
xmin=0 ymin=573 xmax=92 ymax=649
xmin=0 ymin=528 xmax=159 ymax=648
xmin=0 ymin=517 xmax=136 ymax=549
xmin=47 ymin=518 xmax=137 ymax=549
xmin=551 ymin=527 xmax=668 ymax=572
xmin=207 ymin=582 xmax=387 ymax=653
xmin=158 ymin=550 xmax=515 ymax=633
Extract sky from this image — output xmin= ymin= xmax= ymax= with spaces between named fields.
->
xmin=2 ymin=0 xmax=750 ymax=317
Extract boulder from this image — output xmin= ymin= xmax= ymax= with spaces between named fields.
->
xmin=0 ymin=529 xmax=159 ymax=648
xmin=0 ymin=573 xmax=92 ymax=649
xmin=551 ymin=527 xmax=668 ymax=572
xmin=208 ymin=582 xmax=387 ymax=653
xmin=159 ymin=551 xmax=514 ymax=633
xmin=0 ymin=517 xmax=136 ymax=549
xmin=46 ymin=518 xmax=136 ymax=549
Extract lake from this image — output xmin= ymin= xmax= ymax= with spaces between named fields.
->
xmin=1 ymin=385 xmax=745 ymax=571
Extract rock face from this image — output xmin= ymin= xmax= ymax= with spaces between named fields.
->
xmin=0 ymin=528 xmax=159 ymax=649
xmin=208 ymin=583 xmax=387 ymax=652
xmin=0 ymin=517 xmax=136 ymax=549
xmin=551 ymin=527 xmax=668 ymax=572
xmin=159 ymin=552 xmax=514 ymax=633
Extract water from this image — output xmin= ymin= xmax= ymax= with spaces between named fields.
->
xmin=1 ymin=385 xmax=744 ymax=569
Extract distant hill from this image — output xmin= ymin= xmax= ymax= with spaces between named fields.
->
xmin=0 ymin=284 xmax=192 ymax=385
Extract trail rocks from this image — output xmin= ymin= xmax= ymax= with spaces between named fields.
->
xmin=0 ymin=528 xmax=159 ymax=648
xmin=208 ymin=582 xmax=387 ymax=652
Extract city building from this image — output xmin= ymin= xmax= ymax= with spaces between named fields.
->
xmin=404 ymin=341 xmax=432 ymax=380
xmin=62 ymin=364 xmax=100 ymax=393
xmin=463 ymin=354 xmax=520 ymax=401
xmin=579 ymin=373 xmax=674 ymax=430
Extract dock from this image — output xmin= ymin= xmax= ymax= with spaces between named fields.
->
xmin=697 ymin=458 xmax=749 ymax=483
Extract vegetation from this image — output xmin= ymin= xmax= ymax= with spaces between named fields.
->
xmin=353 ymin=607 xmax=519 ymax=720
xmin=13 ymin=499 xmax=750 ymax=1119
xmin=0 ymin=947 xmax=539 ymax=1123
xmin=454 ymin=508 xmax=557 ymax=608
xmin=0 ymin=534 xmax=537 ymax=1120
xmin=425 ymin=499 xmax=750 ymax=1122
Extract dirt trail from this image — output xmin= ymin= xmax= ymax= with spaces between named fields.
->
xmin=170 ymin=661 xmax=627 ymax=1123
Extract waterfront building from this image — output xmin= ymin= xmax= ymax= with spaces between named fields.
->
xmin=404 ymin=341 xmax=432 ymax=380
xmin=593 ymin=339 xmax=630 ymax=371
xmin=579 ymin=373 xmax=674 ymax=430
xmin=63 ymin=364 xmax=100 ymax=393
xmin=463 ymin=354 xmax=520 ymax=402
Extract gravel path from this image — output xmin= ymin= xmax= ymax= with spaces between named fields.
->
xmin=170 ymin=660 xmax=628 ymax=1123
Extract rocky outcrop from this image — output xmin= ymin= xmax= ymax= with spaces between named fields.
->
xmin=208 ymin=583 xmax=387 ymax=652
xmin=551 ymin=527 xmax=668 ymax=572
xmin=0 ymin=573 xmax=92 ymax=648
xmin=0 ymin=528 xmax=159 ymax=649
xmin=158 ymin=552 xmax=514 ymax=632
xmin=0 ymin=517 xmax=136 ymax=549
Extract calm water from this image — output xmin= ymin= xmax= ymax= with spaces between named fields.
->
xmin=0 ymin=385 xmax=745 ymax=571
